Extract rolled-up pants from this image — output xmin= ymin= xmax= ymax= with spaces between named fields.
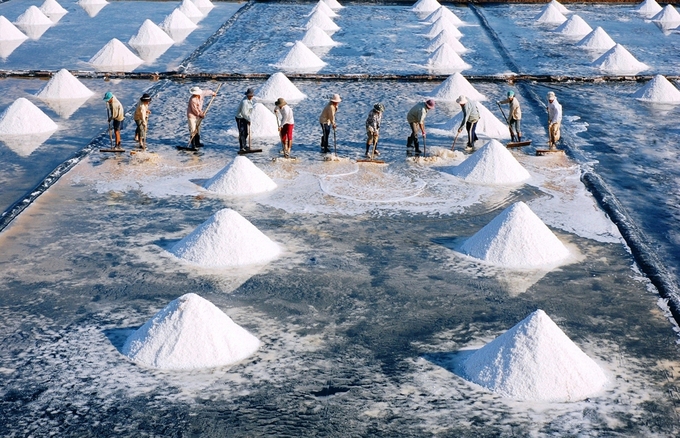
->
xmin=549 ymin=122 xmax=561 ymax=146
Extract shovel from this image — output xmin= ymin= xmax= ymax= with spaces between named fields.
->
xmin=333 ymin=126 xmax=338 ymax=158
xmin=451 ymin=130 xmax=460 ymax=151
xmin=187 ymin=83 xmax=222 ymax=149
xmin=496 ymin=101 xmax=516 ymax=143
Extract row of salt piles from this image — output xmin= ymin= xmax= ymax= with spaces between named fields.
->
xmin=0 ymin=0 xmax=66 ymax=58
xmin=638 ymin=1 xmax=680 ymax=30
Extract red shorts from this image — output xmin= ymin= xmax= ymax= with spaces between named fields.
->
xmin=280 ymin=123 xmax=294 ymax=142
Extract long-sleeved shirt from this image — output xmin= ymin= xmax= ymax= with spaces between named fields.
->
xmin=133 ymin=101 xmax=150 ymax=124
xmin=548 ymin=99 xmax=562 ymax=124
xmin=235 ymin=97 xmax=255 ymax=121
xmin=499 ymin=97 xmax=521 ymax=120
xmin=366 ymin=109 xmax=382 ymax=131
xmin=108 ymin=97 xmax=124 ymax=121
xmin=187 ymin=90 xmax=215 ymax=119
xmin=406 ymin=102 xmax=429 ymax=124
xmin=319 ymin=103 xmax=337 ymax=125
xmin=277 ymin=104 xmax=294 ymax=125
xmin=458 ymin=100 xmax=480 ymax=130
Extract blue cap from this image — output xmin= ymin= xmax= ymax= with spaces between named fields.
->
xmin=507 ymin=90 xmax=515 ymax=97
xmin=103 ymin=91 xmax=113 ymax=102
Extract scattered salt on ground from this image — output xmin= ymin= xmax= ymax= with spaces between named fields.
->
xmin=323 ymin=0 xmax=344 ymax=10
xmin=274 ymin=41 xmax=327 ymax=71
xmin=36 ymin=69 xmax=94 ymax=100
xmin=129 ymin=19 xmax=174 ymax=62
xmin=191 ymin=0 xmax=215 ymax=15
xmin=0 ymin=16 xmax=28 ymax=42
xmin=256 ymin=72 xmax=307 ymax=102
xmin=428 ymin=72 xmax=487 ymax=101
xmin=451 ymin=139 xmax=531 ymax=185
xmin=306 ymin=9 xmax=340 ymax=32
xmin=302 ymin=25 xmax=338 ymax=47
xmin=425 ymin=43 xmax=470 ymax=71
xmin=534 ymin=4 xmax=567 ymax=25
xmin=122 ymin=293 xmax=261 ymax=370
xmin=463 ymin=309 xmax=608 ymax=402
xmin=426 ymin=31 xmax=467 ymax=54
xmin=170 ymin=208 xmax=282 ymax=268
xmin=39 ymin=0 xmax=68 ymax=22
xmin=249 ymin=103 xmax=280 ymax=138
xmin=204 ymin=156 xmax=278 ymax=196
xmin=441 ymin=104 xmax=509 ymax=139
xmin=632 ymin=75 xmax=680 ymax=103
xmin=309 ymin=0 xmax=338 ymax=18
xmin=543 ymin=0 xmax=570 ymax=14
xmin=592 ymin=44 xmax=649 ymax=75
xmin=555 ymin=14 xmax=592 ymax=37
xmin=89 ymin=38 xmax=144 ymax=72
xmin=651 ymin=4 xmax=680 ymax=23
xmin=576 ymin=26 xmax=616 ymax=51
xmin=636 ymin=0 xmax=663 ymax=16
xmin=160 ymin=9 xmax=198 ymax=42
xmin=179 ymin=0 xmax=205 ymax=23
xmin=426 ymin=17 xmax=463 ymax=38
xmin=411 ymin=0 xmax=441 ymax=13
xmin=0 ymin=97 xmax=58 ymax=135
xmin=424 ymin=6 xmax=465 ymax=26
xmin=78 ymin=0 xmax=108 ymax=18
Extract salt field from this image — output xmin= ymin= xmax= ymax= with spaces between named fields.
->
xmin=1 ymin=0 xmax=680 ymax=436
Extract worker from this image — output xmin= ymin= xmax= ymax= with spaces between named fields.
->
xmin=103 ymin=91 xmax=124 ymax=149
xmin=319 ymin=94 xmax=341 ymax=153
xmin=406 ymin=99 xmax=435 ymax=154
xmin=133 ymin=93 xmax=151 ymax=150
xmin=274 ymin=97 xmax=294 ymax=158
xmin=187 ymin=86 xmax=216 ymax=148
xmin=365 ymin=103 xmax=385 ymax=157
xmin=235 ymin=88 xmax=255 ymax=152
xmin=456 ymin=95 xmax=480 ymax=149
xmin=547 ymin=91 xmax=562 ymax=150
xmin=497 ymin=90 xmax=522 ymax=142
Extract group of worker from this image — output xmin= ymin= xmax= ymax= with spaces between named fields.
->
xmin=102 ymin=85 xmax=563 ymax=156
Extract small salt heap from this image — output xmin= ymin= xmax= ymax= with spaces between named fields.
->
xmin=632 ymin=75 xmax=680 ymax=103
xmin=35 ymin=69 xmax=94 ymax=118
xmin=635 ymin=0 xmax=663 ymax=17
xmin=306 ymin=9 xmax=340 ymax=33
xmin=592 ymin=44 xmax=649 ymax=75
xmin=0 ymin=98 xmax=58 ymax=156
xmin=310 ymin=0 xmax=338 ymax=19
xmin=248 ymin=103 xmax=280 ymax=138
xmin=651 ymin=5 xmax=680 ymax=24
xmin=428 ymin=72 xmax=487 ymax=101
xmin=15 ymin=5 xmax=53 ymax=40
xmin=555 ymin=14 xmax=592 ymax=37
xmin=442 ymin=104 xmax=509 ymax=139
xmin=302 ymin=25 xmax=338 ymax=47
xmin=78 ymin=0 xmax=108 ymax=18
xmin=451 ymin=139 xmax=530 ymax=185
xmin=425 ymin=43 xmax=471 ymax=72
xmin=534 ymin=3 xmax=567 ymax=25
xmin=463 ymin=309 xmax=608 ymax=402
xmin=160 ymin=9 xmax=198 ymax=43
xmin=412 ymin=0 xmax=442 ymax=14
xmin=426 ymin=17 xmax=463 ymax=39
xmin=191 ymin=0 xmax=215 ymax=15
xmin=179 ymin=0 xmax=205 ymax=23
xmin=576 ymin=26 xmax=616 ymax=51
xmin=129 ymin=19 xmax=175 ymax=62
xmin=0 ymin=16 xmax=28 ymax=59
xmin=424 ymin=6 xmax=465 ymax=26
xmin=170 ymin=208 xmax=281 ymax=268
xmin=542 ymin=0 xmax=570 ymax=14
xmin=40 ymin=0 xmax=68 ymax=22
xmin=256 ymin=72 xmax=307 ymax=102
xmin=204 ymin=156 xmax=278 ymax=196
xmin=89 ymin=38 xmax=144 ymax=72
xmin=426 ymin=30 xmax=467 ymax=54
xmin=122 ymin=293 xmax=261 ymax=370
xmin=275 ymin=41 xmax=327 ymax=72
xmin=323 ymin=0 xmax=344 ymax=10
xmin=460 ymin=201 xmax=570 ymax=269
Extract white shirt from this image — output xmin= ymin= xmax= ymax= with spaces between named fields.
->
xmin=548 ymin=99 xmax=562 ymax=124
xmin=277 ymin=105 xmax=294 ymax=125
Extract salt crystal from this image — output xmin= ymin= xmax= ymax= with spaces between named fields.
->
xmin=463 ymin=309 xmax=608 ymax=402
xmin=179 ymin=0 xmax=205 ymax=23
xmin=309 ymin=1 xmax=338 ymax=18
xmin=306 ymin=9 xmax=340 ymax=33
xmin=426 ymin=17 xmax=463 ymax=39
xmin=78 ymin=0 xmax=107 ymax=18
xmin=424 ymin=6 xmax=465 ymax=26
xmin=39 ymin=0 xmax=68 ymax=22
xmin=36 ymin=69 xmax=94 ymax=101
xmin=576 ymin=26 xmax=616 ymax=51
xmin=160 ymin=9 xmax=198 ymax=43
xmin=635 ymin=0 xmax=663 ymax=16
xmin=651 ymin=4 xmax=680 ymax=23
xmin=426 ymin=30 xmax=467 ymax=54
xmin=89 ymin=38 xmax=144 ymax=72
xmin=170 ymin=208 xmax=281 ymax=268
xmin=441 ymin=104 xmax=508 ymax=140
xmin=256 ymin=72 xmax=307 ymax=102
xmin=274 ymin=41 xmax=327 ymax=72
xmin=323 ymin=0 xmax=344 ymax=10
xmin=555 ymin=14 xmax=592 ymax=37
xmin=122 ymin=293 xmax=261 ymax=370
xmin=592 ymin=44 xmax=648 ymax=75
xmin=428 ymin=72 xmax=487 ymax=101
xmin=0 ymin=16 xmax=28 ymax=42
xmin=451 ymin=139 xmax=530 ymax=185
xmin=191 ymin=0 xmax=215 ymax=15
xmin=542 ymin=0 xmax=570 ymax=15
xmin=425 ymin=43 xmax=470 ymax=72
xmin=411 ymin=0 xmax=442 ymax=13
xmin=632 ymin=75 xmax=680 ymax=103
xmin=129 ymin=19 xmax=174 ymax=61
xmin=15 ymin=6 xmax=53 ymax=40
xmin=204 ymin=156 xmax=278 ymax=196
xmin=302 ymin=25 xmax=338 ymax=47
xmin=534 ymin=4 xmax=567 ymax=25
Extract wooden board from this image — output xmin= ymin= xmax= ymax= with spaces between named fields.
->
xmin=272 ymin=156 xmax=298 ymax=162
xmin=237 ymin=149 xmax=263 ymax=155
xmin=356 ymin=159 xmax=386 ymax=164
xmin=99 ymin=148 xmax=125 ymax=153
xmin=506 ymin=140 xmax=532 ymax=148
xmin=177 ymin=146 xmax=199 ymax=152
xmin=536 ymin=149 xmax=565 ymax=156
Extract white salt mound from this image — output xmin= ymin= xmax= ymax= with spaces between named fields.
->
xmin=306 ymin=9 xmax=340 ymax=32
xmin=256 ymin=72 xmax=307 ymax=102
xmin=302 ymin=25 xmax=338 ymax=47
xmin=323 ymin=0 xmax=344 ymax=10
xmin=204 ymin=156 xmax=278 ymax=196
xmin=425 ymin=43 xmax=470 ymax=71
xmin=179 ymin=0 xmax=205 ymax=23
xmin=442 ymin=104 xmax=509 ymax=139
xmin=36 ymin=69 xmax=94 ymax=100
xmin=89 ymin=38 xmax=144 ymax=72
xmin=40 ymin=0 xmax=68 ymax=21
xmin=249 ymin=103 xmax=280 ymax=138
xmin=636 ymin=0 xmax=662 ymax=16
xmin=463 ymin=309 xmax=608 ymax=402
xmin=191 ymin=0 xmax=215 ymax=15
xmin=632 ymin=75 xmax=680 ymax=103
xmin=424 ymin=6 xmax=465 ymax=26
xmin=15 ymin=5 xmax=53 ymax=27
xmin=452 ymin=139 xmax=530 ymax=185
xmin=592 ymin=44 xmax=648 ymax=75
xmin=310 ymin=1 xmax=338 ymax=18
xmin=534 ymin=4 xmax=567 ymax=24
xmin=428 ymin=72 xmax=486 ymax=101
xmin=427 ymin=32 xmax=467 ymax=54
xmin=160 ymin=9 xmax=198 ymax=42
xmin=543 ymin=0 xmax=570 ymax=14
xmin=275 ymin=41 xmax=327 ymax=71
xmin=170 ymin=208 xmax=281 ymax=268
xmin=412 ymin=0 xmax=441 ymax=13
xmin=460 ymin=201 xmax=570 ymax=269
xmin=0 ymin=39 xmax=25 ymax=59
xmin=0 ymin=98 xmax=58 ymax=135
xmin=78 ymin=0 xmax=107 ymax=18
xmin=576 ymin=26 xmax=616 ymax=51
xmin=555 ymin=14 xmax=592 ymax=37
xmin=651 ymin=5 xmax=680 ymax=23
xmin=122 ymin=293 xmax=261 ymax=370
xmin=0 ymin=16 xmax=28 ymax=42
xmin=129 ymin=19 xmax=175 ymax=60
xmin=427 ymin=17 xmax=463 ymax=39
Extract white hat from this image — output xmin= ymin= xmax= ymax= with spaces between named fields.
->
xmin=330 ymin=94 xmax=342 ymax=103
xmin=547 ymin=91 xmax=556 ymax=100
xmin=190 ymin=86 xmax=202 ymax=95
xmin=456 ymin=95 xmax=467 ymax=105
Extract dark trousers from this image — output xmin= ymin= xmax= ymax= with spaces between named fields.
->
xmin=406 ymin=122 xmax=421 ymax=152
xmin=320 ymin=123 xmax=332 ymax=151
xmin=466 ymin=121 xmax=479 ymax=147
xmin=236 ymin=117 xmax=249 ymax=150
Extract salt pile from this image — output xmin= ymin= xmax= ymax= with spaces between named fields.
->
xmin=592 ymin=44 xmax=649 ymax=75
xmin=323 ymin=0 xmax=344 ymax=10
xmin=426 ymin=17 xmax=463 ymax=39
xmin=428 ymin=72 xmax=487 ymax=101
xmin=204 ymin=156 xmax=278 ymax=196
xmin=576 ymin=26 xmax=616 ymax=51
xmin=543 ymin=0 xmax=570 ymax=14
xmin=40 ymin=0 xmax=68 ymax=22
xmin=122 ymin=293 xmax=261 ymax=370
xmin=129 ymin=19 xmax=175 ymax=62
xmin=179 ymin=0 xmax=205 ymax=23
xmin=635 ymin=0 xmax=663 ymax=17
xmin=256 ymin=72 xmax=307 ymax=102
xmin=425 ymin=43 xmax=471 ymax=72
xmin=302 ymin=25 xmax=338 ymax=47
xmin=78 ymin=0 xmax=108 ymax=18
xmin=426 ymin=30 xmax=467 ymax=54
xmin=191 ymin=0 xmax=215 ymax=15
xmin=15 ymin=5 xmax=53 ymax=40
xmin=160 ymin=9 xmax=198 ymax=43
xmin=0 ymin=17 xmax=27 ymax=59
xmin=460 ymin=201 xmax=570 ymax=269
xmin=632 ymin=75 xmax=680 ymax=103
xmin=0 ymin=98 xmax=58 ymax=136
xmin=463 ymin=309 xmax=608 ymax=401
xmin=274 ymin=41 xmax=327 ymax=72
xmin=170 ymin=208 xmax=281 ymax=268
xmin=424 ymin=7 xmax=465 ymax=26
xmin=555 ymin=14 xmax=592 ymax=37
xmin=89 ymin=38 xmax=144 ymax=72
xmin=35 ymin=69 xmax=94 ymax=118
xmin=306 ymin=9 xmax=340 ymax=33
xmin=442 ymin=104 xmax=509 ymax=139
xmin=451 ymin=139 xmax=531 ymax=185
xmin=534 ymin=4 xmax=567 ymax=25
xmin=411 ymin=0 xmax=442 ymax=13
xmin=310 ymin=1 xmax=338 ymax=18
xmin=249 ymin=103 xmax=280 ymax=138
xmin=651 ymin=5 xmax=680 ymax=24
